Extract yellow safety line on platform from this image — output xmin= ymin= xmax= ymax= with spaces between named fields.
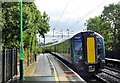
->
xmin=47 ymin=55 xmax=59 ymax=83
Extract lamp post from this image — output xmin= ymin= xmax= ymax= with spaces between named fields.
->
xmin=61 ymin=30 xmax=63 ymax=38
xmin=53 ymin=28 xmax=55 ymax=37
xmin=67 ymin=29 xmax=69 ymax=37
xmin=20 ymin=0 xmax=24 ymax=80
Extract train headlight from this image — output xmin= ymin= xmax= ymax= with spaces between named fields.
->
xmin=77 ymin=56 xmax=82 ymax=61
xmin=79 ymin=56 xmax=82 ymax=59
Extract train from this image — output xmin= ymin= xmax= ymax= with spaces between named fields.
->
xmin=45 ymin=30 xmax=105 ymax=75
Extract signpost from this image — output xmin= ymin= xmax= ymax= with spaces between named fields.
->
xmin=20 ymin=0 xmax=24 ymax=80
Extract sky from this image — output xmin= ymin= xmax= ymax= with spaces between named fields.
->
xmin=35 ymin=0 xmax=120 ymax=44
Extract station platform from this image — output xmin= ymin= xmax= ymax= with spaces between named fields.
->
xmin=14 ymin=53 xmax=86 ymax=82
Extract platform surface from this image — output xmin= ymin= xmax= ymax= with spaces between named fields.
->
xmin=15 ymin=53 xmax=85 ymax=82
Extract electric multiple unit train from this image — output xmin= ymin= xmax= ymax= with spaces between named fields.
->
xmin=45 ymin=31 xmax=105 ymax=75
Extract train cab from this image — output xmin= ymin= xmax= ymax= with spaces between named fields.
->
xmin=72 ymin=31 xmax=105 ymax=74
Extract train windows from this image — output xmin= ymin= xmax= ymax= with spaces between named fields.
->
xmin=74 ymin=40 xmax=83 ymax=63
xmin=96 ymin=38 xmax=104 ymax=60
xmin=74 ymin=41 xmax=83 ymax=56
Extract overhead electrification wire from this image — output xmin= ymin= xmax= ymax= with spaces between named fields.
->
xmin=57 ymin=0 xmax=84 ymax=33
xmin=51 ymin=0 xmax=107 ymax=39
xmin=67 ymin=0 xmax=107 ymax=31
xmin=54 ymin=0 xmax=70 ymax=30
xmin=59 ymin=1 xmax=82 ymax=31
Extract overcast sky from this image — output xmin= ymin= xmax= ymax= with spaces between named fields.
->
xmin=35 ymin=0 xmax=120 ymax=43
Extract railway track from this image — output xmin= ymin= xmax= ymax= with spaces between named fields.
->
xmin=78 ymin=74 xmax=105 ymax=83
xmin=105 ymin=66 xmax=120 ymax=74
xmin=51 ymin=52 xmax=120 ymax=83
xmin=105 ymin=58 xmax=120 ymax=70
xmin=51 ymin=53 xmax=105 ymax=83
xmin=96 ymin=66 xmax=120 ymax=83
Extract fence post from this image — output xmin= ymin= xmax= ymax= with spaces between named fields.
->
xmin=10 ymin=49 xmax=14 ymax=79
xmin=15 ymin=48 xmax=18 ymax=75
xmin=2 ymin=48 xmax=6 ymax=83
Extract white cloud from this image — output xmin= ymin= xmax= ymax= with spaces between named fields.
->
xmin=35 ymin=0 xmax=120 ymax=43
xmin=35 ymin=0 xmax=119 ymax=22
xmin=35 ymin=0 xmax=68 ymax=12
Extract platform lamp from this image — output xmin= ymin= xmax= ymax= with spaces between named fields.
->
xmin=20 ymin=0 xmax=24 ymax=80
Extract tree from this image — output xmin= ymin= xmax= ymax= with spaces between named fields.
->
xmin=101 ymin=4 xmax=120 ymax=51
xmin=85 ymin=16 xmax=112 ymax=50
xmin=85 ymin=4 xmax=120 ymax=51
xmin=0 ymin=2 xmax=3 ymax=49
xmin=1 ymin=1 xmax=50 ymax=66
xmin=38 ymin=11 xmax=50 ymax=38
xmin=2 ymin=2 xmax=50 ymax=49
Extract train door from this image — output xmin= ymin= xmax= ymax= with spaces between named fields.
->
xmin=87 ymin=37 xmax=96 ymax=63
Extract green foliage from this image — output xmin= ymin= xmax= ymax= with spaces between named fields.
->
xmin=85 ymin=4 xmax=120 ymax=51
xmin=0 ymin=3 xmax=2 ymax=49
xmin=38 ymin=11 xmax=50 ymax=38
xmin=1 ymin=2 xmax=50 ymax=49
xmin=85 ymin=16 xmax=112 ymax=50
xmin=38 ymin=47 xmax=42 ymax=53
xmin=101 ymin=4 xmax=120 ymax=51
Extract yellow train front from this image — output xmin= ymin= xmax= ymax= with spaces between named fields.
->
xmin=45 ymin=31 xmax=105 ymax=75
xmin=72 ymin=31 xmax=105 ymax=75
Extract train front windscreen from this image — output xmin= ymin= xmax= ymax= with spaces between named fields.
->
xmin=73 ymin=34 xmax=83 ymax=63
